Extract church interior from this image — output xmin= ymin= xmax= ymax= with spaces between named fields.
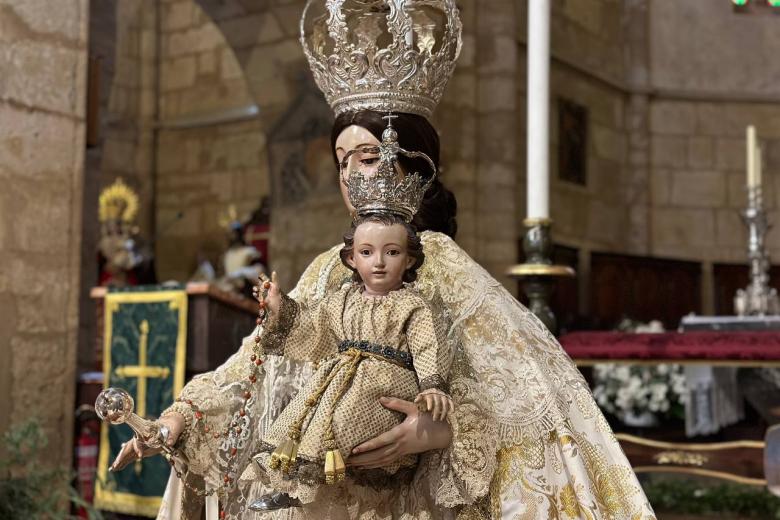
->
xmin=4 ymin=0 xmax=780 ymax=518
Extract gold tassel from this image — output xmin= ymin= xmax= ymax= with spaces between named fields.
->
xmin=323 ymin=449 xmax=345 ymax=484
xmin=268 ymin=440 xmax=288 ymax=470
xmin=280 ymin=439 xmax=299 ymax=473
xmin=268 ymin=438 xmax=299 ymax=473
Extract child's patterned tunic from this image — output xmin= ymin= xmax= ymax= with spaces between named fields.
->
xmin=255 ymin=282 xmax=451 ymax=498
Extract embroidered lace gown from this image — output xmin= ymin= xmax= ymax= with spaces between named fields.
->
xmin=254 ymin=283 xmax=450 ymax=500
xmin=158 ymin=231 xmax=656 ymax=520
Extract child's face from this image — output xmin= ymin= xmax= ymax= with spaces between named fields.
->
xmin=347 ymin=222 xmax=415 ymax=295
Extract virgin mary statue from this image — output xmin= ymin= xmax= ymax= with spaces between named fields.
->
xmin=112 ymin=1 xmax=656 ymax=518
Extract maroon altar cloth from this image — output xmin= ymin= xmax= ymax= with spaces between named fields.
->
xmin=559 ymin=331 xmax=780 ymax=365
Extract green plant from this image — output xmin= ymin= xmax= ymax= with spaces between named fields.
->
xmin=0 ymin=419 xmax=104 ymax=520
xmin=643 ymin=477 xmax=780 ymax=518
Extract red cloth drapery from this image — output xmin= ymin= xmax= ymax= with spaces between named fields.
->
xmin=559 ymin=331 xmax=780 ymax=362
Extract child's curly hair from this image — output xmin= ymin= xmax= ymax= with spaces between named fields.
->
xmin=339 ymin=212 xmax=425 ymax=284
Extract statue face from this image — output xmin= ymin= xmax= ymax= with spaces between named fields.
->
xmin=346 ymin=221 xmax=415 ymax=296
xmin=335 ymin=125 xmax=381 ymax=215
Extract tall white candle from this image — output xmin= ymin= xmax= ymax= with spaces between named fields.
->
xmin=757 ymin=144 xmax=763 ymax=189
xmin=527 ymin=0 xmax=551 ymax=220
xmin=747 ymin=125 xmax=756 ymax=188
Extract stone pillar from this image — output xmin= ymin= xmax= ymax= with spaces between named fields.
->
xmin=474 ymin=0 xmax=518 ymax=289
xmin=100 ymin=0 xmax=159 ymax=240
xmin=624 ymin=0 xmax=651 ymax=255
xmin=0 ymin=0 xmax=88 ymax=468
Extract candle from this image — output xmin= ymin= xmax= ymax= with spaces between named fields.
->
xmin=747 ymin=125 xmax=756 ymax=188
xmin=757 ymin=144 xmax=763 ymax=189
xmin=527 ymin=0 xmax=551 ymax=220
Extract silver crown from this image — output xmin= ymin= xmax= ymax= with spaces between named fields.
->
xmin=301 ymin=0 xmax=462 ymax=119
xmin=341 ymin=114 xmax=435 ymax=222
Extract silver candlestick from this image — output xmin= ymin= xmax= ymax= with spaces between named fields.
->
xmin=734 ymin=185 xmax=779 ymax=316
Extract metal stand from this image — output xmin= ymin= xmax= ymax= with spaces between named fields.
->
xmin=734 ymin=186 xmax=780 ymax=316
xmin=507 ymin=218 xmax=575 ymax=334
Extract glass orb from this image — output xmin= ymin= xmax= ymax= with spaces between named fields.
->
xmin=95 ymin=387 xmax=134 ymax=425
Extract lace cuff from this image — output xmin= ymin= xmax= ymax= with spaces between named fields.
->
xmin=431 ymin=401 xmax=497 ymax=508
xmin=261 ymin=293 xmax=299 ymax=354
xmin=161 ymin=401 xmax=195 ymax=448
xmin=419 ymin=374 xmax=449 ymax=393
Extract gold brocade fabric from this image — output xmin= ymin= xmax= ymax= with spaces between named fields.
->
xmin=255 ymin=284 xmax=450 ymax=501
xmin=157 ymin=231 xmax=656 ymax=520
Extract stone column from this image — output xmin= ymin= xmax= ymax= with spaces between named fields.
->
xmin=474 ymin=0 xmax=518 ymax=289
xmin=623 ymin=0 xmax=651 ymax=255
xmin=0 ymin=0 xmax=88 ymax=469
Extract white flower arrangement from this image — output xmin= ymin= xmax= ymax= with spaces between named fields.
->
xmin=592 ymin=363 xmax=687 ymax=425
xmin=591 ymin=319 xmax=687 ymax=425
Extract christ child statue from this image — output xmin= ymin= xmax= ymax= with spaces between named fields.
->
xmin=252 ymin=211 xmax=453 ymax=504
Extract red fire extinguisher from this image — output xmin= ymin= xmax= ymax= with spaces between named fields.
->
xmin=74 ymin=418 xmax=99 ymax=518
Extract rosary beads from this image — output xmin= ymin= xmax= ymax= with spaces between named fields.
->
xmin=168 ymin=274 xmax=271 ymax=518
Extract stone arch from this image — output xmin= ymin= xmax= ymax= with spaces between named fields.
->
xmin=192 ymin=0 xmax=346 ymax=289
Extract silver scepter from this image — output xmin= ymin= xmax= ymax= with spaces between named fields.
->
xmin=95 ymin=387 xmax=186 ymax=470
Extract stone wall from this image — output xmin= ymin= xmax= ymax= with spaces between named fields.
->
xmin=510 ymin=0 xmax=780 ymax=271
xmin=0 ymin=0 xmax=87 ymax=467
xmin=78 ymin=0 xmax=119 ymax=373
xmin=646 ymin=0 xmax=780 ymax=265
xmin=650 ymin=0 xmax=780 ymax=98
xmin=103 ymin=0 xmax=780 ymax=302
xmin=432 ymin=0 xmax=518 ymax=288
xmin=154 ymin=0 xmax=269 ymax=282
xmin=648 ymin=100 xmax=780 ymax=263
xmin=193 ymin=0 xmax=345 ymax=291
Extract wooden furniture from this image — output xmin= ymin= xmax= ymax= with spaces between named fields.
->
xmin=89 ymin=283 xmax=257 ymax=378
xmin=617 ymin=434 xmax=765 ymax=486
xmin=589 ymin=253 xmax=701 ymax=330
xmin=559 ymin=330 xmax=780 ymax=487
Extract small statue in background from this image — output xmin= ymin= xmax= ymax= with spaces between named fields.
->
xmin=192 ymin=205 xmax=267 ymax=299
xmin=98 ymin=178 xmax=155 ymax=287
xmin=244 ymin=196 xmax=271 ymax=267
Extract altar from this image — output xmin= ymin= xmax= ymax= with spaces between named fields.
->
xmin=559 ymin=328 xmax=780 ymax=488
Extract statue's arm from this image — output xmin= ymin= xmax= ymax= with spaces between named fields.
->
xmin=158 ymin=247 xmax=340 ymax=479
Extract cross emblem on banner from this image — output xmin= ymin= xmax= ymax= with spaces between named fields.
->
xmin=114 ymin=320 xmax=170 ymax=421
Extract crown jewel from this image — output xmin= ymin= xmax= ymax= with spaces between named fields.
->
xmin=301 ymin=0 xmax=462 ymax=119
xmin=341 ymin=114 xmax=435 ymax=222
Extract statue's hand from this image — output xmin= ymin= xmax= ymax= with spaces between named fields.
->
xmin=109 ymin=414 xmax=185 ymax=472
xmin=347 ymin=397 xmax=452 ymax=469
xmin=254 ymin=272 xmax=281 ymax=317
xmin=109 ymin=437 xmax=162 ymax=472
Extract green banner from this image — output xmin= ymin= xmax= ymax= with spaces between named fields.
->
xmin=95 ymin=287 xmax=187 ymax=517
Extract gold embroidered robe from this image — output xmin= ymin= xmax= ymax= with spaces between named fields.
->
xmin=157 ymin=231 xmax=656 ymax=520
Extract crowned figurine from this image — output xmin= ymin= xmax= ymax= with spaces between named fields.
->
xmin=249 ymin=114 xmax=454 ymax=510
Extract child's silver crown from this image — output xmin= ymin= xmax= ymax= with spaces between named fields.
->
xmin=340 ymin=114 xmax=436 ymax=223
